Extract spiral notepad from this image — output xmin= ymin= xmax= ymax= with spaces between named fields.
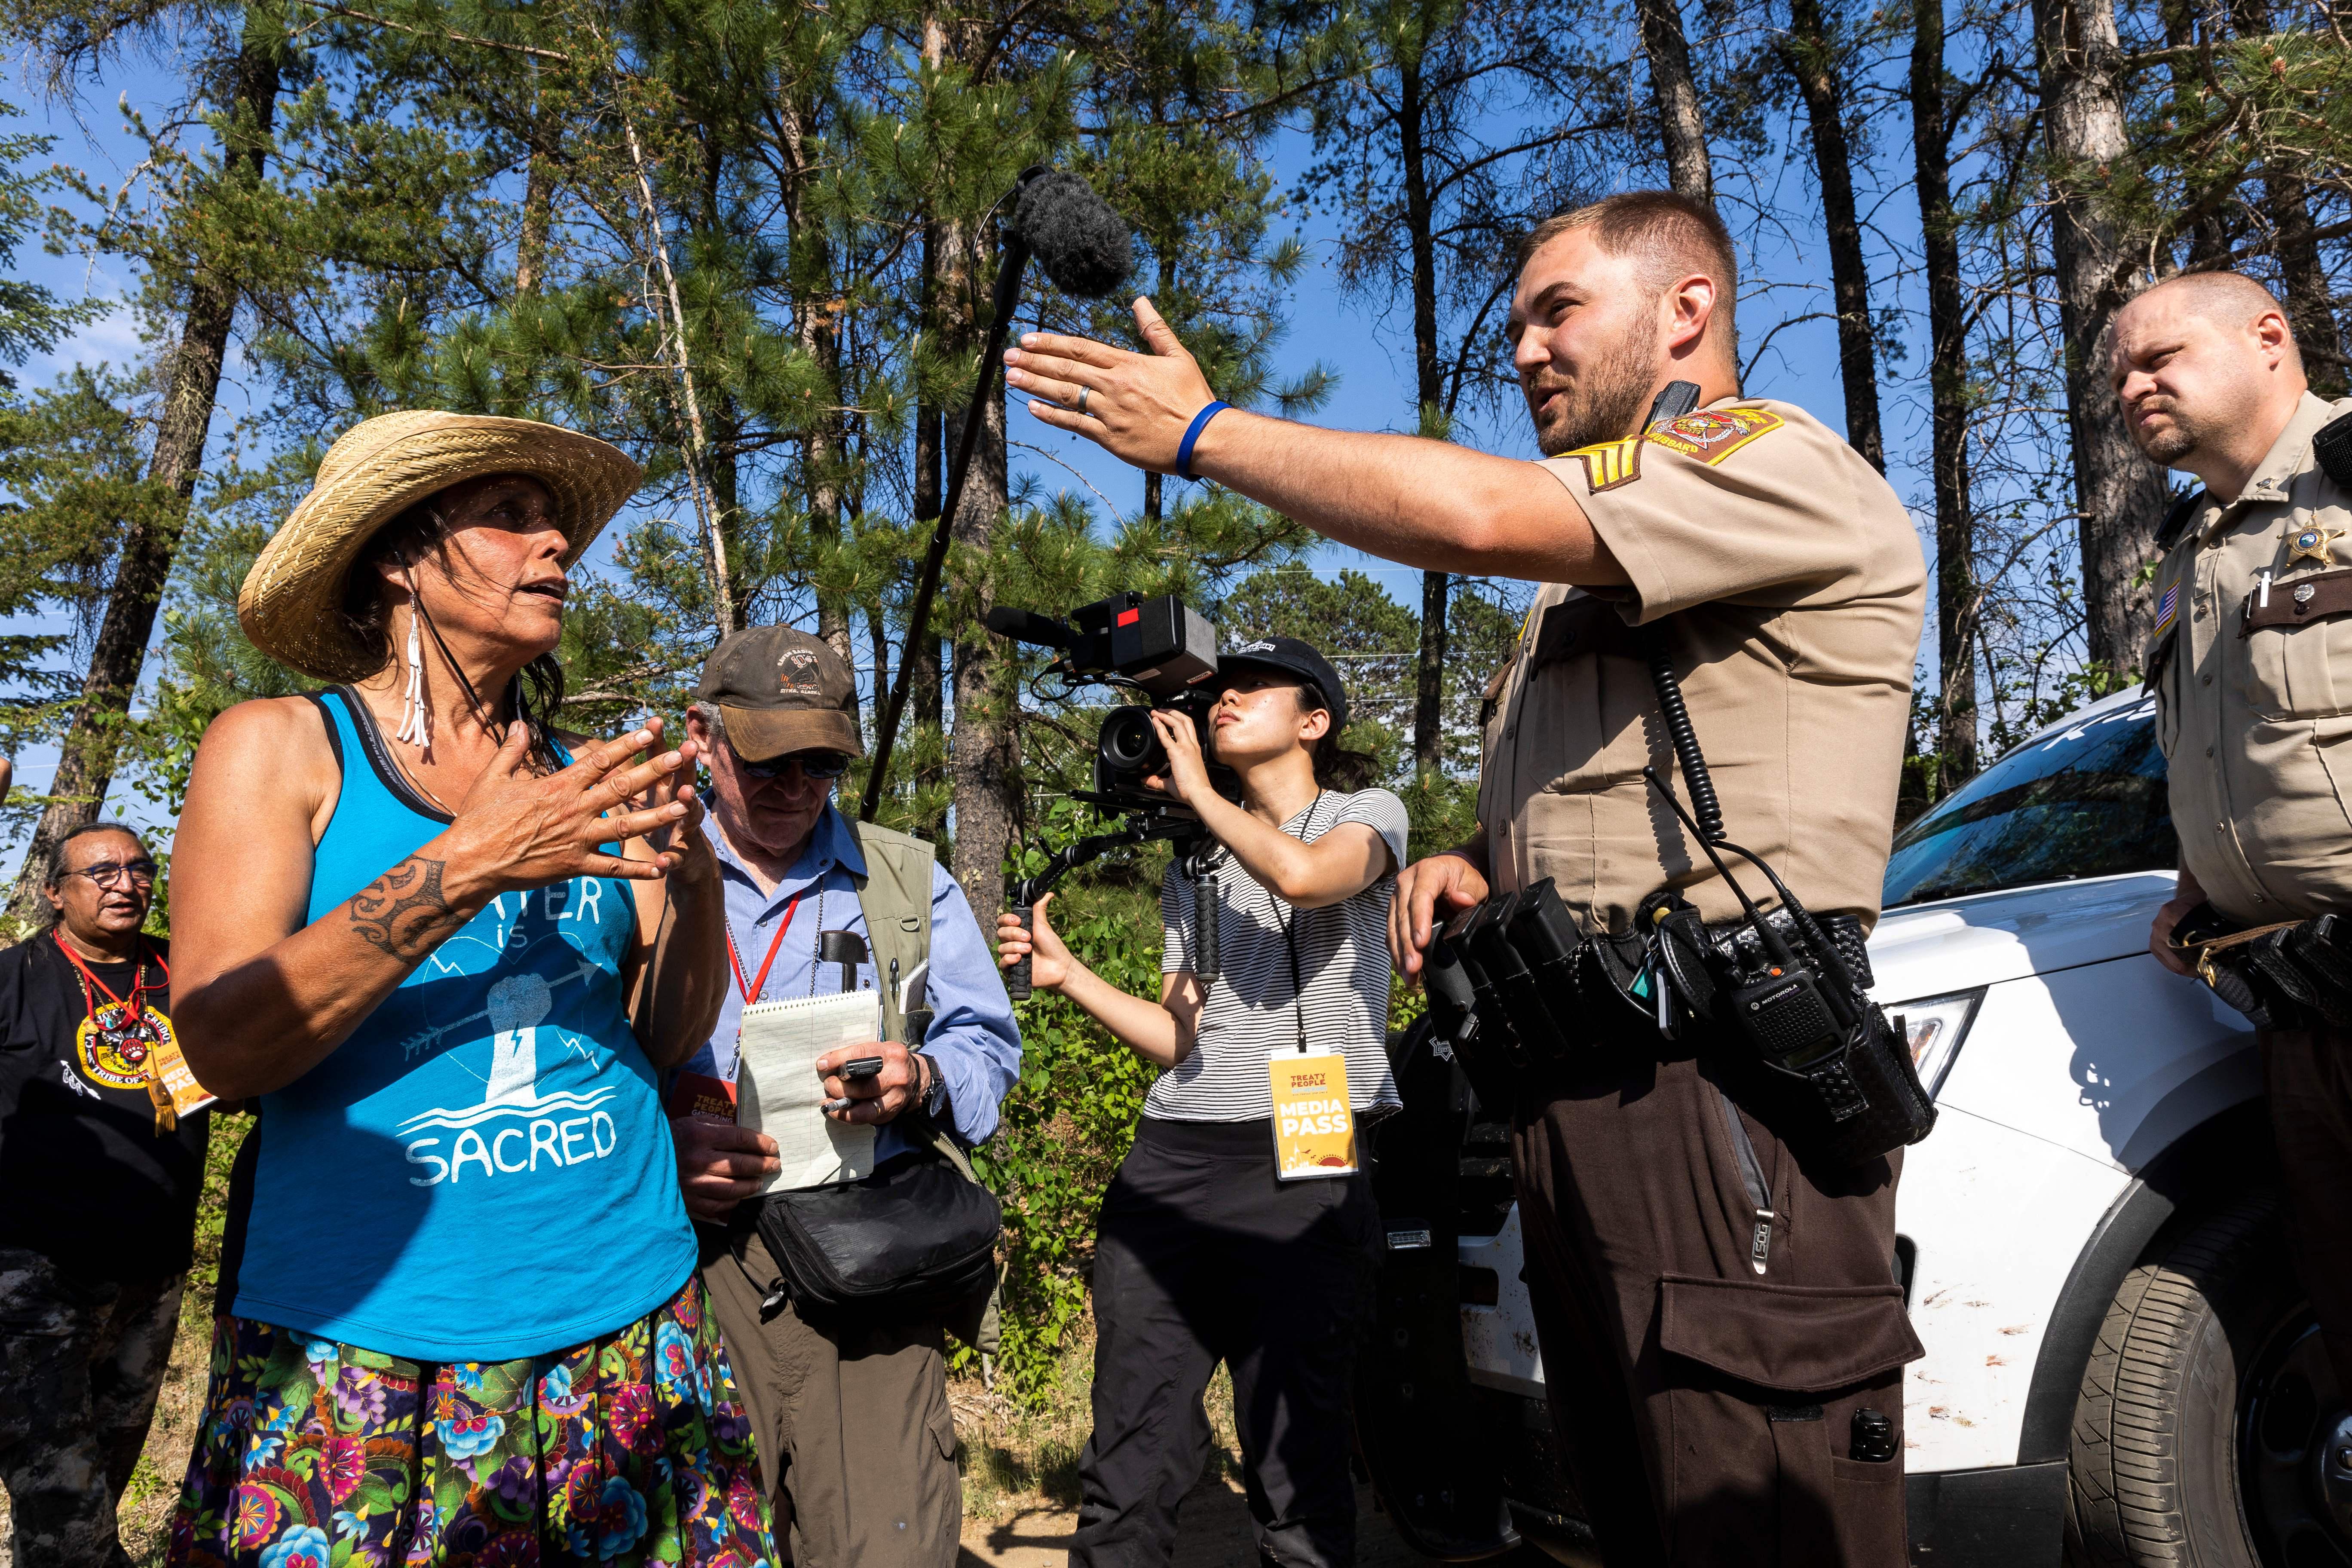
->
xmin=737 ymin=991 xmax=880 ymax=1190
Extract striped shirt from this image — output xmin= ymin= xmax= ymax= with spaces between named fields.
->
xmin=1152 ymin=789 xmax=1409 ymax=1122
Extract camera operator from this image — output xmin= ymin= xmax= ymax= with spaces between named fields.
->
xmin=994 ymin=637 xmax=1405 ymax=1568
xmin=1001 ymin=191 xmax=1928 ymax=1564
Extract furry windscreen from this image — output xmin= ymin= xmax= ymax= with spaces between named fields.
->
xmin=1015 ymin=171 xmax=1133 ymax=299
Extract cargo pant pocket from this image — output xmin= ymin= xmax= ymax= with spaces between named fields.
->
xmin=1656 ymin=1275 xmax=1920 ymax=1568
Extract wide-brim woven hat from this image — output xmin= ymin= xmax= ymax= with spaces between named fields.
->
xmin=238 ymin=410 xmax=643 ymax=683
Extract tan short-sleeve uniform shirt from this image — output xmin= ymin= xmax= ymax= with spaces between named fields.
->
xmin=1477 ymin=397 xmax=1926 ymax=935
xmin=2149 ymin=391 xmax=2352 ymax=925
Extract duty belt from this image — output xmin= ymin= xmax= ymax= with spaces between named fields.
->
xmin=2171 ymin=904 xmax=2352 ymax=1030
xmin=1424 ymin=877 xmax=1934 ymax=1170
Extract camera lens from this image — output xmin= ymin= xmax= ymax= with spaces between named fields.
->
xmin=1099 ymin=707 xmax=1166 ymax=775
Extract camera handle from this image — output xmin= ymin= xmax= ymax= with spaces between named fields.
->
xmin=1004 ymin=815 xmax=1200 ymax=1001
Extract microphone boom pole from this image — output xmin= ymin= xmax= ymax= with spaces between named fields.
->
xmin=859 ymin=223 xmax=1033 ymax=823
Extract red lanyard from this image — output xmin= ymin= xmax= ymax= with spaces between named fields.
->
xmin=56 ymin=932 xmax=166 ymax=1024
xmin=724 ymin=893 xmax=803 ymax=1004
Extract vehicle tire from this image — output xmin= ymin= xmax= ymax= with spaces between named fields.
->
xmin=2061 ymin=1190 xmax=2318 ymax=1567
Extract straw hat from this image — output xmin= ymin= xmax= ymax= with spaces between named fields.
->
xmin=237 ymin=410 xmax=643 ymax=683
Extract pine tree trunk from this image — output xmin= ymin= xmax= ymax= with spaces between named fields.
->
xmin=9 ymin=16 xmax=279 ymax=919
xmin=2032 ymin=0 xmax=2170 ymax=674
xmin=1398 ymin=57 xmax=1449 ymax=779
xmin=515 ymin=127 xmax=553 ymax=297
xmin=2216 ymin=0 xmax=2343 ymax=391
xmin=947 ymin=357 xmax=1015 ymax=921
xmin=2160 ymin=0 xmax=2233 ymax=268
xmin=913 ymin=226 xmax=946 ymax=739
xmin=935 ymin=93 xmax=1017 ymax=921
xmin=1781 ymin=0 xmax=1884 ymax=472
xmin=2272 ymin=179 xmax=2346 ymax=395
xmin=1635 ymin=0 xmax=1714 ymax=202
xmin=1912 ymin=0 xmax=1979 ymax=788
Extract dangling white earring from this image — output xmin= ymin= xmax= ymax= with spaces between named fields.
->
xmin=395 ymin=567 xmax=432 ymax=760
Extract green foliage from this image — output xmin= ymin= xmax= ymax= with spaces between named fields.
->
xmin=968 ymin=797 xmax=1167 ymax=1404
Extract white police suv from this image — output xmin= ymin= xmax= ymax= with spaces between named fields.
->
xmin=1356 ymin=689 xmax=2336 ymax=1568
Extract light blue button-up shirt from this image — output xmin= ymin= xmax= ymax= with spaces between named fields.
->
xmin=680 ymin=802 xmax=1022 ymax=1156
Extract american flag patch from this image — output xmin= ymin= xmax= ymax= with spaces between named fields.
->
xmin=2153 ymin=582 xmax=2180 ymax=640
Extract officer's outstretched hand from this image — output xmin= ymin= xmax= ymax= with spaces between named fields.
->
xmin=1004 ymin=299 xmax=1218 ymax=474
xmin=997 ymin=892 xmax=1074 ymax=992
xmin=1390 ymin=852 xmax=1490 ymax=981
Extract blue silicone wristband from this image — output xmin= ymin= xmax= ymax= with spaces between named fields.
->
xmin=1175 ymin=401 xmax=1231 ymax=480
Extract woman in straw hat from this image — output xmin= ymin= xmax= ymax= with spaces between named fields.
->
xmin=159 ymin=412 xmax=775 ymax=1568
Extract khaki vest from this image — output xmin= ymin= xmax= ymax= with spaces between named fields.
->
xmin=838 ymin=815 xmax=935 ymax=1044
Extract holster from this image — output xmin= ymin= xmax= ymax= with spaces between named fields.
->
xmin=1648 ymin=894 xmax=1933 ymax=1170
xmin=2176 ymin=903 xmax=2352 ymax=1030
xmin=1423 ymin=878 xmax=1650 ymax=1108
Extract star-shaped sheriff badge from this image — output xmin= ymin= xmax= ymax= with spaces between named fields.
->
xmin=2288 ymin=524 xmax=2346 ymax=567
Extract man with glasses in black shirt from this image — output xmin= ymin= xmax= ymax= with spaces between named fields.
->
xmin=0 ymin=821 xmax=207 ymax=1567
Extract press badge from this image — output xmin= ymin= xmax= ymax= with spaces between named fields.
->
xmin=1269 ymin=1051 xmax=1357 ymax=1179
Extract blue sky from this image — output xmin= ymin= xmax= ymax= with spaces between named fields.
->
xmin=0 ymin=44 xmax=1893 ymax=873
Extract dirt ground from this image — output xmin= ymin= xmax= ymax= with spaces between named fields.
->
xmin=958 ymin=1476 xmax=1440 ymax=1567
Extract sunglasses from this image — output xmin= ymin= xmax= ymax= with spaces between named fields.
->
xmin=66 ymin=861 xmax=159 ymax=890
xmin=736 ymin=748 xmax=852 ymax=782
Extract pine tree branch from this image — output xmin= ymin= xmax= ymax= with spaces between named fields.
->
xmin=313 ymin=6 xmax=576 ymax=63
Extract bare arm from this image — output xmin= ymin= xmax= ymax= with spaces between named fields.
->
xmin=172 ymin=704 xmax=702 ymax=1099
xmin=1001 ymin=299 xmax=1627 ymax=586
xmin=993 ymin=894 xmax=1204 ymax=1069
xmin=1142 ymin=710 xmax=1394 ymax=907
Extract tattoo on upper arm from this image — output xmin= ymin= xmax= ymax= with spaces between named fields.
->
xmin=348 ymin=857 xmax=460 ymax=959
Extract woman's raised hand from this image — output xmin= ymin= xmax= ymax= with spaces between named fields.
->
xmin=447 ymin=717 xmax=701 ymax=894
xmin=1143 ymin=708 xmax=1213 ymax=806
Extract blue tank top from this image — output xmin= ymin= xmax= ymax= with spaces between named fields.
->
xmin=226 ymin=689 xmax=695 ymax=1362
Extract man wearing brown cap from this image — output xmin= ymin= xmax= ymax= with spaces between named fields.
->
xmin=670 ymin=626 xmax=1022 ymax=1568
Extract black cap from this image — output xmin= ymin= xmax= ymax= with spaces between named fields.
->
xmin=1219 ymin=634 xmax=1349 ymax=733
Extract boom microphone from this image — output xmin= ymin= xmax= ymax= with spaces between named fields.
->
xmin=863 ymin=167 xmax=1136 ymax=825
xmin=1014 ymin=171 xmax=1133 ymax=299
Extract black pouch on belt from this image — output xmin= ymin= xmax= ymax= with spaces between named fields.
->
xmin=1466 ymin=890 xmax=1573 ymax=1065
xmin=1653 ymin=891 xmax=1931 ymax=1168
xmin=2246 ymin=914 xmax=2352 ymax=1029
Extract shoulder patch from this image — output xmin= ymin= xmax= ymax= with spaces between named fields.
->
xmin=1644 ymin=407 xmax=1785 ymax=466
xmin=1564 ymin=435 xmax=1645 ymax=492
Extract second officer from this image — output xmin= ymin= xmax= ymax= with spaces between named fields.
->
xmin=2121 ymin=270 xmax=2352 ymax=1392
xmin=998 ymin=190 xmax=1929 ymax=1564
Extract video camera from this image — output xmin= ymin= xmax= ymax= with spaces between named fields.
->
xmin=983 ymin=591 xmax=1242 ymax=1001
xmin=984 ymin=591 xmax=1241 ymax=813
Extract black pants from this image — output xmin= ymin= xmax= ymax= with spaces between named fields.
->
xmin=2263 ymin=1024 xmax=2352 ymax=1389
xmin=1070 ymin=1117 xmax=1380 ymax=1568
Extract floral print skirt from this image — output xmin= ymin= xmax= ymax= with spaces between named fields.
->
xmin=165 ymin=1275 xmax=775 ymax=1567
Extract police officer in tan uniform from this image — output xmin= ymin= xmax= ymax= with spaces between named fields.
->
xmin=2121 ymin=271 xmax=2352 ymax=1388
xmin=1000 ymin=190 xmax=1927 ymax=1565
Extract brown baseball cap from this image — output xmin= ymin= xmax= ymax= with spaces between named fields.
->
xmin=695 ymin=626 xmax=864 ymax=763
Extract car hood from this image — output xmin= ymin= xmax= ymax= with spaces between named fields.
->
xmin=1867 ymin=870 xmax=2177 ymax=1004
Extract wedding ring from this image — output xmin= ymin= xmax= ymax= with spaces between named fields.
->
xmin=1077 ymin=386 xmax=1092 ymax=416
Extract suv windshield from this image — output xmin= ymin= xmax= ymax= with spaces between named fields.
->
xmin=1883 ymin=698 xmax=2177 ymax=908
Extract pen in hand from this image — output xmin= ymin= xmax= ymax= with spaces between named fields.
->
xmin=822 ymin=1056 xmax=885 ymax=1114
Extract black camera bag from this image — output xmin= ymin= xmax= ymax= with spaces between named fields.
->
xmin=754 ymin=1122 xmax=1001 ymax=1323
